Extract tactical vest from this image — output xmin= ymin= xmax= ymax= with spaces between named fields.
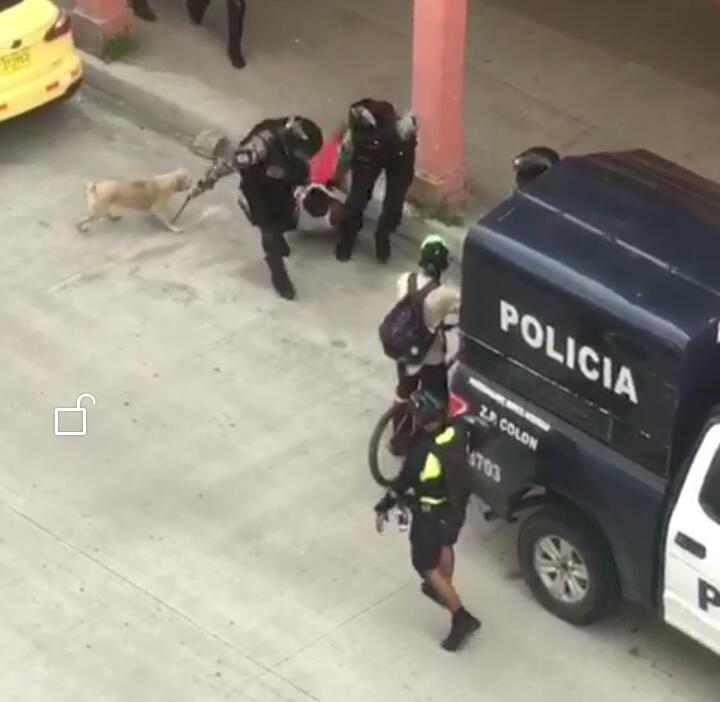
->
xmin=417 ymin=426 xmax=456 ymax=507
xmin=240 ymin=118 xmax=309 ymax=188
xmin=349 ymin=99 xmax=400 ymax=164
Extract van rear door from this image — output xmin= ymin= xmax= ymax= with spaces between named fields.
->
xmin=663 ymin=420 xmax=720 ymax=656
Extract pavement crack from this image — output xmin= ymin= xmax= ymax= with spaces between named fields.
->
xmin=269 ymin=581 xmax=411 ymax=671
xmin=0 ymin=496 xmax=274 ymax=678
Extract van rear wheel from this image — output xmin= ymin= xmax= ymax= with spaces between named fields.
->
xmin=518 ymin=506 xmax=619 ymax=625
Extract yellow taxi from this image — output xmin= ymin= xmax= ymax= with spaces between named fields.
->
xmin=0 ymin=0 xmax=83 ymax=123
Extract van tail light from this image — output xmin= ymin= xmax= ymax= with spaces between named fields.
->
xmin=449 ymin=391 xmax=469 ymax=418
xmin=45 ymin=10 xmax=72 ymax=41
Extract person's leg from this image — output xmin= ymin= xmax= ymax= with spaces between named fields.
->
xmin=412 ymin=513 xmax=480 ymax=651
xmin=391 ymin=365 xmax=419 ymax=455
xmin=335 ymin=162 xmax=381 ymax=261
xmin=225 ymin=0 xmax=247 ymax=69
xmin=375 ymin=147 xmax=416 ymax=262
xmin=131 ymin=0 xmax=157 ymax=21
xmin=439 ymin=544 xmax=455 ymax=580
xmin=187 ymin=0 xmax=211 ymax=24
xmin=261 ymin=228 xmax=296 ymax=300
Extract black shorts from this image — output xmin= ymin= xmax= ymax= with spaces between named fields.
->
xmin=409 ymin=508 xmax=462 ymax=575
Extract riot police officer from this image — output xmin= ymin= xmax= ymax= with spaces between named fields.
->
xmin=335 ymin=98 xmax=417 ymax=264
xmin=194 ymin=117 xmax=323 ymax=300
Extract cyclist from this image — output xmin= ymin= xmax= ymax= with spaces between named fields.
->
xmin=374 ymin=388 xmax=480 ymax=651
xmin=392 ymin=234 xmax=460 ymax=449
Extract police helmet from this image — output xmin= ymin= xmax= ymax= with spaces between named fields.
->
xmin=419 ymin=233 xmax=450 ymax=277
xmin=512 ymin=146 xmax=559 ymax=187
xmin=409 ymin=388 xmax=447 ymax=427
xmin=283 ymin=117 xmax=323 ymax=161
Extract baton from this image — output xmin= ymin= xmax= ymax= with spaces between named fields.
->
xmin=170 ymin=193 xmax=194 ymax=225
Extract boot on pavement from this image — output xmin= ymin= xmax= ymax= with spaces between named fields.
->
xmin=375 ymin=230 xmax=391 ymax=264
xmin=266 ymin=257 xmax=296 ymax=301
xmin=441 ymin=607 xmax=481 ymax=652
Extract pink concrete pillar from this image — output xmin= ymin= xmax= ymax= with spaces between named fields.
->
xmin=72 ymin=0 xmax=135 ymax=56
xmin=412 ymin=0 xmax=468 ymax=202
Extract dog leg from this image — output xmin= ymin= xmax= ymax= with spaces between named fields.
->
xmin=107 ymin=206 xmax=123 ymax=221
xmin=76 ymin=216 xmax=95 ymax=233
xmin=152 ymin=204 xmax=183 ymax=234
xmin=226 ymin=0 xmax=247 ymax=69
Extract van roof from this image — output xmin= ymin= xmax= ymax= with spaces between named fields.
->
xmin=472 ymin=149 xmax=720 ymax=350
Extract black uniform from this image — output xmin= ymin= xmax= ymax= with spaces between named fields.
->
xmin=199 ymin=117 xmax=322 ymax=300
xmin=336 ymin=98 xmax=417 ymax=263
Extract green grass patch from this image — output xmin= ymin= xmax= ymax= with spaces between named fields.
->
xmin=411 ymin=200 xmax=466 ymax=227
xmin=101 ymin=33 xmax=140 ymax=63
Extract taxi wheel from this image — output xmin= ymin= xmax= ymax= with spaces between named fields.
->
xmin=518 ymin=505 xmax=620 ymax=625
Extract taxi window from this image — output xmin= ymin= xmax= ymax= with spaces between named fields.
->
xmin=701 ymin=449 xmax=720 ymax=524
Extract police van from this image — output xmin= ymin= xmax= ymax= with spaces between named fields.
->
xmin=450 ymin=148 xmax=720 ymax=656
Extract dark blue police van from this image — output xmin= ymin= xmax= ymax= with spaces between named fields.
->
xmin=450 ymin=148 xmax=720 ymax=655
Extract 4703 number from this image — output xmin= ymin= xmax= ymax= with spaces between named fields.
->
xmin=468 ymin=450 xmax=502 ymax=483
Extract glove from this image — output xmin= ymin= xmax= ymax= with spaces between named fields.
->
xmin=374 ymin=491 xmax=398 ymax=515
xmin=375 ymin=510 xmax=388 ymax=534
xmin=190 ymin=176 xmax=215 ymax=198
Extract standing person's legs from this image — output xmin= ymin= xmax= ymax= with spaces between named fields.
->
xmin=187 ymin=0 xmax=211 ymax=24
xmin=419 ymin=363 xmax=449 ymax=407
xmin=335 ymin=162 xmax=382 ymax=261
xmin=131 ymin=0 xmax=157 ymax=21
xmin=411 ymin=512 xmax=480 ymax=651
xmin=375 ymin=147 xmax=416 ymax=263
xmin=225 ymin=0 xmax=248 ymax=69
xmin=391 ymin=364 xmax=420 ymax=455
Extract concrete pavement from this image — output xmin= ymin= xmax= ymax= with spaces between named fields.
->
xmin=0 ymin=94 xmax=718 ymax=700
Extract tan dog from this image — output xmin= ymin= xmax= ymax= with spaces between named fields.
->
xmin=76 ymin=168 xmax=192 ymax=234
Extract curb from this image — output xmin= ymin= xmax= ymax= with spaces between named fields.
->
xmin=79 ymin=51 xmax=470 ymax=262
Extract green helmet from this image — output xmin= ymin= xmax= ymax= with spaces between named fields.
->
xmin=419 ymin=234 xmax=450 ymax=275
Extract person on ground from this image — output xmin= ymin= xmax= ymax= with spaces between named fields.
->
xmin=334 ymin=98 xmax=418 ymax=263
xmin=193 ymin=116 xmax=323 ymax=300
xmin=374 ymin=389 xmax=480 ymax=652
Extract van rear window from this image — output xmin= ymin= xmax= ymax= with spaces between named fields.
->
xmin=0 ymin=0 xmax=24 ymax=10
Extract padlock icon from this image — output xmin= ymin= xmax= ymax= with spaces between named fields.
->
xmin=54 ymin=393 xmax=96 ymax=436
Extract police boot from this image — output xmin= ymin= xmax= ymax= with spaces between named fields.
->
xmin=335 ymin=231 xmax=357 ymax=262
xmin=375 ymin=230 xmax=391 ymax=264
xmin=441 ymin=608 xmax=481 ymax=652
xmin=266 ymin=257 xmax=296 ymax=300
xmin=131 ymin=0 xmax=157 ymax=21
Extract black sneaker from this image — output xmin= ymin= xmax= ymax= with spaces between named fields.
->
xmin=441 ymin=608 xmax=481 ymax=652
xmin=421 ymin=582 xmax=444 ymax=608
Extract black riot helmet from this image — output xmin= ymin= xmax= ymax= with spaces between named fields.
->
xmin=512 ymin=146 xmax=559 ymax=189
xmin=409 ymin=388 xmax=447 ymax=429
xmin=282 ymin=116 xmax=323 ymax=161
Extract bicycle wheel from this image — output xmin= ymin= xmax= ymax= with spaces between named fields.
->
xmin=368 ymin=406 xmax=408 ymax=487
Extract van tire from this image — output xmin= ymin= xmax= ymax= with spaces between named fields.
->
xmin=518 ymin=506 xmax=620 ymax=625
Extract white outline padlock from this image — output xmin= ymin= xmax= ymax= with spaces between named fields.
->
xmin=54 ymin=393 xmax=96 ymax=436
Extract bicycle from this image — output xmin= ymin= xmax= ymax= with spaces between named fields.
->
xmin=368 ymin=324 xmax=458 ymax=487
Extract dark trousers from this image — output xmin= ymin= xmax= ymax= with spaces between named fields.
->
xmin=240 ymin=180 xmax=296 ymax=297
xmin=337 ymin=146 xmax=415 ymax=258
xmin=187 ymin=0 xmax=247 ymax=68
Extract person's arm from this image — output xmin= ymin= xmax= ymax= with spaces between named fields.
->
xmin=374 ymin=442 xmax=425 ymax=513
xmin=232 ymin=130 xmax=272 ymax=169
xmin=330 ymin=127 xmax=353 ymax=186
